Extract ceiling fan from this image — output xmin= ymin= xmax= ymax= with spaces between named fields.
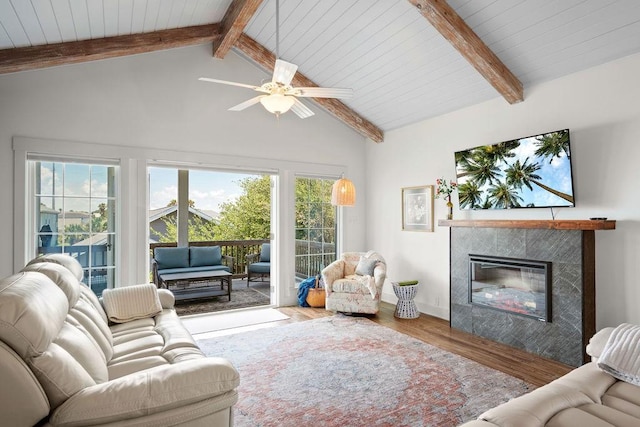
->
xmin=198 ymin=0 xmax=353 ymax=118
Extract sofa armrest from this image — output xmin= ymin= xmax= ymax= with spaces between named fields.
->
xmin=586 ymin=327 xmax=615 ymax=361
xmin=50 ymin=358 xmax=240 ymax=426
xmin=246 ymin=253 xmax=259 ymax=264
xmin=222 ymin=255 xmax=235 ymax=273
xmin=322 ymin=260 xmax=345 ymax=292
xmin=157 ymin=288 xmax=175 ymax=309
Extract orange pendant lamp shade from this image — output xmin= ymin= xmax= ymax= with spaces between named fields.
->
xmin=331 ymin=176 xmax=356 ymax=206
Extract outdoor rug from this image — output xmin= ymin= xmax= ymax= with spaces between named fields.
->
xmin=196 ymin=315 xmax=533 ymax=427
xmin=175 ymin=282 xmax=270 ymax=316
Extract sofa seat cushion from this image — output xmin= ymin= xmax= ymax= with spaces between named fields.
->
xmin=158 ymin=265 xmax=230 ymax=276
xmin=107 ymin=310 xmax=204 ymax=379
xmin=332 ymin=275 xmax=371 ymax=294
xmin=547 ymin=403 xmax=640 ymax=427
xmin=248 ymin=262 xmax=270 ymax=274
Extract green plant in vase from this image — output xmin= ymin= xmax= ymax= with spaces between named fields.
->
xmin=435 ymin=178 xmax=458 ymax=220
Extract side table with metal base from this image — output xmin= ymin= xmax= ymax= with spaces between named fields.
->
xmin=392 ymin=282 xmax=419 ymax=319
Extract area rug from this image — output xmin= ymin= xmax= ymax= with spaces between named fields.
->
xmin=181 ymin=307 xmax=289 ymax=336
xmin=197 ymin=315 xmax=533 ymax=426
xmin=175 ymin=282 xmax=270 ymax=316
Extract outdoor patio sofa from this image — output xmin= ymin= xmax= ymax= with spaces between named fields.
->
xmin=152 ymin=245 xmax=234 ymax=287
xmin=0 ymin=253 xmax=239 ymax=427
xmin=460 ymin=324 xmax=640 ymax=426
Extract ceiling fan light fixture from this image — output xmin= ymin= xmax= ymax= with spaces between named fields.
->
xmin=331 ymin=176 xmax=356 ymax=206
xmin=260 ymin=93 xmax=296 ymax=115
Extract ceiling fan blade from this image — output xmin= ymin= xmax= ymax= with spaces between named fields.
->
xmin=198 ymin=77 xmax=263 ymax=91
xmin=290 ymin=98 xmax=314 ymax=119
xmin=272 ymin=59 xmax=298 ymax=86
xmin=289 ymin=87 xmax=354 ymax=99
xmin=228 ymin=95 xmax=265 ymax=111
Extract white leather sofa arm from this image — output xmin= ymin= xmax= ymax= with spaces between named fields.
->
xmin=49 ymin=358 xmax=240 ymax=426
xmin=586 ymin=327 xmax=615 ymax=361
xmin=322 ymin=260 xmax=345 ymax=292
xmin=158 ymin=288 xmax=175 ymax=309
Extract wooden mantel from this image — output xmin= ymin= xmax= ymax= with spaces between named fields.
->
xmin=438 ymin=219 xmax=616 ymax=231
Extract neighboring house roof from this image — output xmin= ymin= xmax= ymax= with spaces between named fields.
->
xmin=149 ymin=206 xmax=218 ymax=223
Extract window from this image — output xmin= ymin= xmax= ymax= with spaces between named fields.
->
xmin=295 ymin=177 xmax=336 ymax=279
xmin=32 ymin=160 xmax=117 ymax=296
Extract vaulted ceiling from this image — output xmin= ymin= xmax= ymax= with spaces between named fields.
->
xmin=2 ymin=0 xmax=640 ymax=143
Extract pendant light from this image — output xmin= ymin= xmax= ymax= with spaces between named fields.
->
xmin=331 ymin=175 xmax=356 ymax=206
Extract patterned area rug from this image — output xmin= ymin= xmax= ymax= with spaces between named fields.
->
xmin=175 ymin=282 xmax=270 ymax=316
xmin=197 ymin=315 xmax=533 ymax=426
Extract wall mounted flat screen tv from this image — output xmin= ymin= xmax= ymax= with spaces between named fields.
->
xmin=455 ymin=129 xmax=575 ymax=210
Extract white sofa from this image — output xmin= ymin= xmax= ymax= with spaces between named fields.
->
xmin=0 ymin=254 xmax=239 ymax=427
xmin=460 ymin=326 xmax=640 ymax=427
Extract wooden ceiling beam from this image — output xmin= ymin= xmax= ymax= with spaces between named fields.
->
xmin=409 ymin=0 xmax=523 ymax=104
xmin=0 ymin=24 xmax=220 ymax=75
xmin=234 ymin=33 xmax=384 ymax=143
xmin=213 ymin=0 xmax=264 ymax=59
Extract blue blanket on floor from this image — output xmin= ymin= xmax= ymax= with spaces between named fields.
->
xmin=297 ymin=276 xmax=319 ymax=307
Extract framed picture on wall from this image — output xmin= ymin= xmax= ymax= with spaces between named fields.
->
xmin=401 ymin=185 xmax=434 ymax=232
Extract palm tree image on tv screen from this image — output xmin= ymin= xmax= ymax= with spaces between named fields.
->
xmin=455 ymin=129 xmax=575 ymax=209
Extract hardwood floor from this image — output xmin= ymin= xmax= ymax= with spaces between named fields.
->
xmin=274 ymin=302 xmax=573 ymax=387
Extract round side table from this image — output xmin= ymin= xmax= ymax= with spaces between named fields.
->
xmin=392 ymin=282 xmax=419 ymax=319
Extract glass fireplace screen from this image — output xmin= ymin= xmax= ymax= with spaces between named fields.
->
xmin=468 ymin=255 xmax=551 ymax=322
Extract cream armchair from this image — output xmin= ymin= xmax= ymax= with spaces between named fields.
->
xmin=322 ymin=251 xmax=386 ymax=314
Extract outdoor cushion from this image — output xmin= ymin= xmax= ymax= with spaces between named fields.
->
xmin=190 ymin=246 xmax=222 ymax=267
xmin=157 ymin=265 xmax=230 ymax=276
xmin=260 ymin=244 xmax=271 ymax=263
xmin=154 ymin=247 xmax=189 ymax=269
xmin=248 ymin=262 xmax=270 ymax=274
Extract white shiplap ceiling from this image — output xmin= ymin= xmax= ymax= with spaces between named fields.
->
xmin=2 ymin=0 xmax=640 ymax=135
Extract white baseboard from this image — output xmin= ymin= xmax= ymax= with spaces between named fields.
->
xmin=381 ymin=291 xmax=449 ymax=321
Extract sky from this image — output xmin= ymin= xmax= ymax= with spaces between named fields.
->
xmin=149 ymin=167 xmax=261 ymax=212
xmin=38 ymin=163 xmax=260 ymax=214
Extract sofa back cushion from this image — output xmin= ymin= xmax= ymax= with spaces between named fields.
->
xmin=260 ymin=243 xmax=271 ymax=263
xmin=154 ymin=247 xmax=189 ymax=269
xmin=190 ymin=246 xmax=222 ymax=267
xmin=26 ymin=253 xmax=85 ymax=282
xmin=0 ymin=270 xmax=108 ymax=409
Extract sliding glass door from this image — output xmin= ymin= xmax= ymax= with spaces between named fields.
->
xmin=294 ymin=177 xmax=337 ymax=280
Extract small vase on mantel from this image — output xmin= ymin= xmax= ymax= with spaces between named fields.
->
xmin=446 ymin=198 xmax=453 ymax=220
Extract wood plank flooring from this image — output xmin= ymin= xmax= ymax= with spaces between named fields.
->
xmin=274 ymin=302 xmax=573 ymax=387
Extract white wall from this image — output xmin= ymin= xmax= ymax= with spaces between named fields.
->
xmin=0 ymin=44 xmax=368 ymax=305
xmin=368 ymin=52 xmax=640 ymax=329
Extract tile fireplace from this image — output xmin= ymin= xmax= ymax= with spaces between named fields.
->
xmin=441 ymin=219 xmax=615 ymax=367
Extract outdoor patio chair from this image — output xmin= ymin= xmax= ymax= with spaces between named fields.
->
xmin=246 ymin=243 xmax=270 ymax=287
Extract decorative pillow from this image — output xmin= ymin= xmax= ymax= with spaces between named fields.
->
xmin=154 ymin=247 xmax=189 ymax=269
xmin=355 ymin=257 xmax=377 ymax=276
xmin=260 ymin=243 xmax=271 ymax=263
xmin=190 ymin=246 xmax=222 ymax=267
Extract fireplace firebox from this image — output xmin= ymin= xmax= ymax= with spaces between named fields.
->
xmin=468 ymin=255 xmax=552 ymax=322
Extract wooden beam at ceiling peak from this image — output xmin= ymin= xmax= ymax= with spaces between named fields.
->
xmin=234 ymin=33 xmax=384 ymax=143
xmin=213 ymin=0 xmax=264 ymax=59
xmin=0 ymin=24 xmax=220 ymax=75
xmin=409 ymin=0 xmax=523 ymax=104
